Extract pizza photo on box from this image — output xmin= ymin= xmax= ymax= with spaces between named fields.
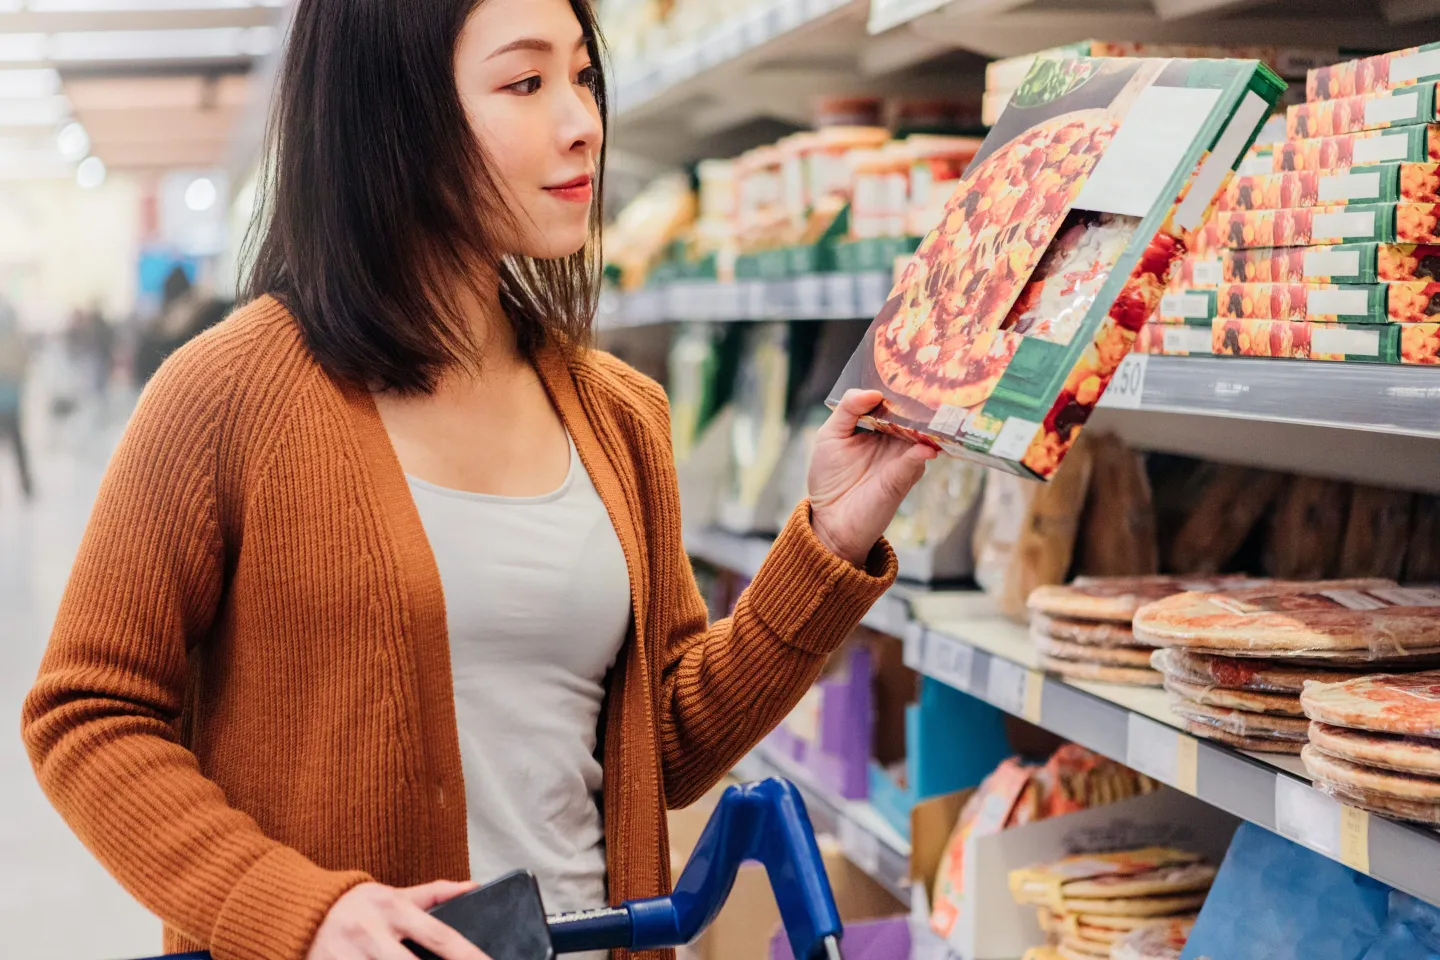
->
xmin=828 ymin=55 xmax=1283 ymax=479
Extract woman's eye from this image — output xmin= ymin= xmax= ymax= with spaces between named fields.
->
xmin=577 ymin=65 xmax=599 ymax=92
xmin=508 ymin=75 xmax=542 ymax=95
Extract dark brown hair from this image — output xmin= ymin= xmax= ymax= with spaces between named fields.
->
xmin=243 ymin=0 xmax=607 ymax=394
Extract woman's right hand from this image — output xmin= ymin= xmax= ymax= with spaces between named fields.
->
xmin=307 ymin=879 xmax=492 ymax=960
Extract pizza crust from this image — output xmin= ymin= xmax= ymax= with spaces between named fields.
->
xmin=1059 ymin=892 xmax=1208 ymax=917
xmin=1301 ymin=670 xmax=1440 ymax=738
xmin=1132 ymin=579 xmax=1440 ymax=659
xmin=1312 ymin=776 xmax=1440 ymax=825
xmin=1162 ymin=676 xmax=1304 ymax=716
xmin=1182 ymin=720 xmax=1305 ymax=754
xmin=1110 ymin=918 xmax=1195 ymax=960
xmin=1302 ymin=744 xmax=1440 ymax=802
xmin=1032 ymin=610 xmax=1139 ymax=646
xmin=1070 ymin=912 xmax=1195 ymax=933
xmin=1037 ymin=635 xmax=1158 ymax=667
xmin=1150 ymin=647 xmax=1368 ymax=694
xmin=1042 ymin=655 xmax=1163 ymax=686
xmin=1169 ymin=696 xmax=1311 ymax=739
xmin=1308 ymin=722 xmax=1440 ymax=777
xmin=1061 ymin=863 xmax=1216 ymax=899
xmin=1028 ymin=575 xmax=1257 ymax=622
xmin=1059 ymin=935 xmax=1111 ymax=958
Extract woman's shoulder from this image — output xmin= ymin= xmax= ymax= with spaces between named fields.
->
xmin=568 ymin=347 xmax=670 ymax=432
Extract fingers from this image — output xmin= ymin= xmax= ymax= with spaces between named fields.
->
xmin=819 ymin=389 xmax=883 ymax=439
xmin=402 ymin=879 xmax=477 ymax=911
xmin=395 ymin=903 xmax=492 ymax=960
xmin=879 ymin=439 xmax=933 ymax=500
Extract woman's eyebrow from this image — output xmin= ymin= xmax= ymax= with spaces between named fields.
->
xmin=486 ymin=36 xmax=590 ymax=60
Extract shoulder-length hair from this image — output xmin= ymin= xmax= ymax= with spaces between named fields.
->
xmin=243 ymin=0 xmax=607 ymax=394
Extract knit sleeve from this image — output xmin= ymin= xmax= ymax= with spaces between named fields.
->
xmin=20 ymin=345 xmax=370 ymax=960
xmin=640 ymin=396 xmax=898 ymax=809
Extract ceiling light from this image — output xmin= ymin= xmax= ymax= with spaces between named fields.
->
xmin=0 ymin=96 xmax=69 ymax=126
xmin=0 ymin=35 xmax=47 ymax=63
xmin=76 ymin=154 xmax=105 ymax=189
xmin=49 ymin=26 xmax=278 ymax=62
xmin=56 ymin=121 xmax=88 ymax=160
xmin=184 ymin=175 xmax=217 ymax=211
xmin=0 ymin=69 xmax=60 ymax=98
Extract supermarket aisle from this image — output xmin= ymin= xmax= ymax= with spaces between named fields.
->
xmin=0 ymin=377 xmax=160 ymax=960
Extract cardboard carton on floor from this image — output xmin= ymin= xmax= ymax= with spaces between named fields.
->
xmin=939 ymin=787 xmax=1238 ymax=960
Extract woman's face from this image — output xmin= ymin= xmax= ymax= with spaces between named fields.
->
xmin=455 ymin=0 xmax=603 ymax=261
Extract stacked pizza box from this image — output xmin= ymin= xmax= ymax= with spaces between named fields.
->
xmin=1010 ymin=848 xmax=1212 ymax=960
xmin=1025 ymin=577 xmax=1259 ymax=688
xmin=1136 ymin=580 xmax=1440 ymax=756
xmin=1143 ymin=43 xmax=1440 ymax=365
xmin=982 ymin=43 xmax=1331 ymax=127
xmin=1301 ymin=668 xmax=1440 ymax=825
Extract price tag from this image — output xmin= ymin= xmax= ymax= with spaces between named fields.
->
xmin=1275 ymin=776 xmax=1344 ymax=861
xmin=1340 ymin=805 xmax=1370 ymax=873
xmin=902 ymin=621 xmax=926 ymax=671
xmin=923 ymin=633 xmax=975 ymax=693
xmin=986 ymin=658 xmax=1028 ymax=715
xmin=1098 ymin=353 xmax=1148 ymax=410
xmin=838 ymin=815 xmax=881 ymax=877
xmin=1126 ymin=715 xmax=1199 ymax=794
xmin=1024 ymin=670 xmax=1044 ymax=724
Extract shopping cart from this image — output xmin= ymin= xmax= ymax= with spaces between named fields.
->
xmin=130 ymin=777 xmax=844 ymax=960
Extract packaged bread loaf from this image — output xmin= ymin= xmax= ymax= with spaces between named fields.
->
xmin=1077 ymin=433 xmax=1160 ymax=578
xmin=1166 ymin=465 xmax=1287 ymax=574
xmin=1338 ymin=485 xmax=1414 ymax=580
xmin=1265 ymin=476 xmax=1349 ymax=580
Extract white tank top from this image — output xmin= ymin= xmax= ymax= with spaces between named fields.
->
xmin=406 ymin=435 xmax=631 ymax=928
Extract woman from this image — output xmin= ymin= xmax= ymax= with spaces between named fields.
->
xmin=21 ymin=1 xmax=936 ymax=959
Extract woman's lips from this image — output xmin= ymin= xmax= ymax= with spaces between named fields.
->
xmin=544 ymin=175 xmax=593 ymax=203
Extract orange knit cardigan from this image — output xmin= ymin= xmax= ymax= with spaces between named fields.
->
xmin=21 ymin=296 xmax=896 ymax=960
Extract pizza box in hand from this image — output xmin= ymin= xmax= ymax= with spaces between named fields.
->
xmin=827 ymin=57 xmax=1284 ymax=480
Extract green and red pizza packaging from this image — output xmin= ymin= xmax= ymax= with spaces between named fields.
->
xmin=1205 ymin=242 xmax=1440 ymax=284
xmin=1164 ymin=280 xmax=1440 ymax=324
xmin=1272 ymin=124 xmax=1440 ymax=172
xmin=1219 ymin=162 xmax=1440 ymax=210
xmin=828 ymin=56 xmax=1282 ymax=480
xmin=1401 ymin=322 xmax=1440 ymax=363
xmin=1308 ymin=44 xmax=1440 ymax=102
xmin=1288 ymin=82 xmax=1439 ymax=139
xmin=1212 ymin=317 xmax=1399 ymax=363
xmin=1198 ymin=203 xmax=1440 ymax=251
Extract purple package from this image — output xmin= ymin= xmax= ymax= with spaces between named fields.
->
xmin=764 ymin=644 xmax=873 ymax=798
xmin=770 ymin=917 xmax=911 ymax=960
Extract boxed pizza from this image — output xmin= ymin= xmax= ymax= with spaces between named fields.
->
xmin=1218 ymin=241 xmax=1440 ymax=283
xmin=1308 ymin=43 xmax=1440 ymax=102
xmin=1272 ymin=124 xmax=1440 ymax=172
xmin=1215 ymin=281 xmax=1395 ymax=323
xmin=1169 ymin=254 xmax=1224 ymax=289
xmin=1401 ymin=322 xmax=1440 ymax=363
xmin=1212 ymin=317 xmax=1398 ymax=363
xmin=827 ymin=57 xmax=1283 ymax=480
xmin=1205 ymin=203 xmax=1440 ymax=250
xmin=1218 ymin=162 xmax=1440 ymax=210
xmin=987 ymin=43 xmax=1338 ymax=92
xmin=1158 ymin=288 xmax=1216 ymax=323
xmin=1137 ymin=319 xmax=1214 ymax=356
xmin=1288 ymin=81 xmax=1439 ymax=138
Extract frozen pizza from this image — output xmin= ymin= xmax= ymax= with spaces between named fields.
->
xmin=1111 ymin=917 xmax=1195 ymax=960
xmin=1029 ymin=575 xmax=1262 ymax=623
xmin=1150 ymin=648 xmax=1368 ymax=694
xmin=1308 ymin=721 xmax=1440 ymax=777
xmin=1301 ymin=670 xmax=1440 ymax=738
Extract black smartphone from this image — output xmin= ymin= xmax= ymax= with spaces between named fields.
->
xmin=405 ymin=870 xmax=555 ymax=960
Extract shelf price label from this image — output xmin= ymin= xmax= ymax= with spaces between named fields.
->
xmin=867 ymin=0 xmax=950 ymax=33
xmin=1126 ymin=714 xmax=1199 ymax=795
xmin=923 ymin=633 xmax=975 ymax=694
xmin=1275 ymin=776 xmax=1370 ymax=873
xmin=988 ymin=659 xmax=1044 ymax=723
xmin=1098 ymin=353 xmax=1148 ymax=410
xmin=902 ymin=621 xmax=925 ymax=672
xmin=838 ymin=814 xmax=881 ymax=877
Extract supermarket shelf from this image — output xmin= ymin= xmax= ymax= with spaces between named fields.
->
xmin=598 ymin=273 xmax=894 ymax=329
xmin=690 ymin=527 xmax=1440 ymax=908
xmin=737 ymin=743 xmax=913 ymax=903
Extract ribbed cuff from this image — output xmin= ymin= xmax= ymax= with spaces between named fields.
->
xmin=744 ymin=500 xmax=897 ymax=656
xmin=211 ymin=845 xmax=372 ymax=960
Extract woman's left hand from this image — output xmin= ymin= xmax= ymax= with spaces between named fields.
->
xmin=807 ymin=389 xmax=939 ymax=567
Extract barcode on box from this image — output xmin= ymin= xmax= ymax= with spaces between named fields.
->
xmin=1307 ymin=288 xmax=1372 ymax=316
xmin=1365 ymin=91 xmax=1422 ymax=127
xmin=1313 ymin=210 xmax=1377 ymax=239
xmin=1304 ymin=249 xmax=1362 ymax=278
xmin=1311 ymin=328 xmax=1381 ymax=356
xmin=927 ymin=404 xmax=966 ymax=437
xmin=1353 ymin=133 xmax=1411 ymax=165
xmin=1318 ymin=171 xmax=1382 ymax=203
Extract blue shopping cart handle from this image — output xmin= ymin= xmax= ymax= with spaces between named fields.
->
xmin=129 ymin=777 xmax=843 ymax=960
